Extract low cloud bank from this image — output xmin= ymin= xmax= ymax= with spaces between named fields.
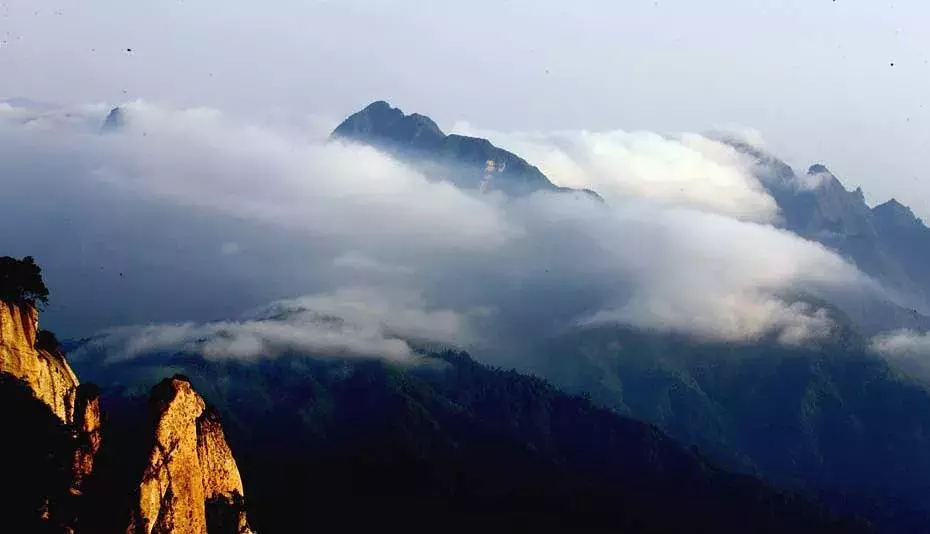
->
xmin=0 ymin=101 xmax=886 ymax=363
xmin=869 ymin=330 xmax=930 ymax=380
xmin=871 ymin=330 xmax=930 ymax=359
xmin=75 ymin=288 xmax=467 ymax=363
xmin=453 ymin=123 xmax=780 ymax=222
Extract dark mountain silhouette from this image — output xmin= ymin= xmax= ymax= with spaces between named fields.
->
xmin=332 ymin=101 xmax=599 ymax=199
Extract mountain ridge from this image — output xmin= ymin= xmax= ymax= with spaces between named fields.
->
xmin=332 ymin=100 xmax=600 ymax=199
xmin=727 ymin=140 xmax=930 ymax=315
xmin=527 ymin=320 xmax=930 ymax=534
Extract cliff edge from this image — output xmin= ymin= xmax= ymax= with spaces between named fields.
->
xmin=0 ymin=300 xmax=79 ymax=423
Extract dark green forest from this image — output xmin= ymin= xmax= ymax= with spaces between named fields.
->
xmin=72 ymin=349 xmax=869 ymax=533
xmin=531 ymin=324 xmax=930 ymax=533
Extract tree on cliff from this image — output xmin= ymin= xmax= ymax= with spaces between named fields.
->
xmin=0 ymin=256 xmax=50 ymax=307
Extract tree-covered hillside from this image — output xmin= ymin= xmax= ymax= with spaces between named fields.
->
xmin=72 ymin=349 xmax=868 ymax=533
xmin=531 ymin=325 xmax=930 ymax=534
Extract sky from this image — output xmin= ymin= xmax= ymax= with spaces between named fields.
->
xmin=2 ymin=0 xmax=930 ymax=218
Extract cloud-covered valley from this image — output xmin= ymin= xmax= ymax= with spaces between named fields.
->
xmin=0 ymin=101 xmax=884 ymax=363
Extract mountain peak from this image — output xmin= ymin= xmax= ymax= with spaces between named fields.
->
xmin=101 ymin=106 xmax=124 ymax=132
xmin=332 ymin=100 xmax=445 ymax=149
xmin=808 ymin=163 xmax=831 ymax=175
xmin=873 ymin=197 xmax=922 ymax=227
xmin=129 ymin=375 xmax=253 ymax=533
xmin=330 ymin=101 xmax=571 ymax=196
xmin=806 ymin=163 xmax=847 ymax=190
xmin=364 ymin=100 xmax=392 ymax=111
xmin=361 ymin=100 xmax=400 ymax=116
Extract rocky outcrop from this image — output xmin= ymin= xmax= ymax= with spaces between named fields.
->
xmin=128 ymin=376 xmax=252 ymax=534
xmin=873 ymin=198 xmax=923 ymax=228
xmin=1 ymin=300 xmax=251 ymax=533
xmin=102 ymin=106 xmax=125 ymax=132
xmin=71 ymin=383 xmax=102 ymax=495
xmin=2 ymin=258 xmax=251 ymax=532
xmin=0 ymin=300 xmax=79 ymax=423
xmin=197 ymin=409 xmax=246 ymax=507
xmin=0 ymin=301 xmax=103 ymax=531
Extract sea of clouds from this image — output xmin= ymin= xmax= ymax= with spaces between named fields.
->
xmin=0 ymin=101 xmax=886 ymax=365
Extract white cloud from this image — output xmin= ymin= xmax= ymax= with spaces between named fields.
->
xmin=0 ymin=101 xmax=887 ymax=356
xmin=711 ymin=126 xmax=768 ymax=151
xmin=799 ymin=166 xmax=836 ymax=191
xmin=871 ymin=330 xmax=930 ymax=359
xmin=452 ymin=123 xmax=779 ymax=222
xmin=588 ymin=292 xmax=834 ymax=346
xmin=95 ymin=102 xmax=515 ymax=251
xmin=869 ymin=330 xmax=930 ymax=379
xmin=80 ymin=287 xmax=468 ymax=363
xmin=516 ymin=195 xmax=868 ymax=345
xmin=255 ymin=288 xmax=468 ymax=346
xmin=332 ymin=251 xmax=413 ymax=275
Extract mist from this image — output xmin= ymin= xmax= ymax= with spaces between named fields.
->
xmin=0 ymin=101 xmax=885 ymax=364
xmin=453 ymin=124 xmax=780 ymax=222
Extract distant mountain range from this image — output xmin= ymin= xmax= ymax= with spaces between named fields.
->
xmin=325 ymin=101 xmax=930 ymax=534
xmin=530 ymin=322 xmax=930 ymax=534
xmin=332 ymin=101 xmax=930 ymax=316
xmin=63 ymin=100 xmax=930 ymax=533
xmin=729 ymin=141 xmax=930 ymax=316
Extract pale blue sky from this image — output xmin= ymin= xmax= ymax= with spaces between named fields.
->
xmin=3 ymin=0 xmax=930 ymax=216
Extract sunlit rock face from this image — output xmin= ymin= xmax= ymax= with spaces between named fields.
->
xmin=0 ymin=301 xmax=79 ymax=423
xmin=71 ymin=384 xmax=102 ymax=496
xmin=127 ymin=376 xmax=252 ymax=534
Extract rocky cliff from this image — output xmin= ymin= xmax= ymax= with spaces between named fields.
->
xmin=127 ymin=376 xmax=252 ymax=534
xmin=0 ymin=300 xmax=79 ymax=423
xmin=0 ymin=293 xmax=250 ymax=533
xmin=71 ymin=383 xmax=102 ymax=496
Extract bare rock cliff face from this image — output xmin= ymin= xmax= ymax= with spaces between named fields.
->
xmin=71 ymin=383 xmax=102 ymax=495
xmin=0 ymin=301 xmax=79 ymax=423
xmin=1 ymin=301 xmax=252 ymax=533
xmin=128 ymin=376 xmax=252 ymax=534
xmin=0 ymin=301 xmax=102 ymax=530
